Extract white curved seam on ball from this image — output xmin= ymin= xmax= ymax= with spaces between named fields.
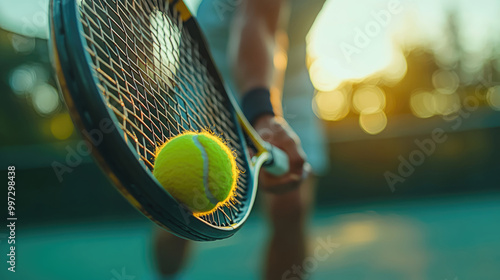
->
xmin=192 ymin=135 xmax=219 ymax=205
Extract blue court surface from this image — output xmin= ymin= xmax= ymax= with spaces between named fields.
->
xmin=6 ymin=192 xmax=500 ymax=280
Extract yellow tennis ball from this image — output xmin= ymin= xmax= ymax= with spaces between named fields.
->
xmin=153 ymin=132 xmax=238 ymax=214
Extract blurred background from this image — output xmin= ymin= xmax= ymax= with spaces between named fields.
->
xmin=0 ymin=0 xmax=499 ymax=279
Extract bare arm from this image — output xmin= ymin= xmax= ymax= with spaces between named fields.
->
xmin=230 ymin=0 xmax=307 ymax=192
xmin=230 ymin=0 xmax=285 ymax=93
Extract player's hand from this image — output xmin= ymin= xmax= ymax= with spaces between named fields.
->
xmin=253 ymin=115 xmax=309 ymax=193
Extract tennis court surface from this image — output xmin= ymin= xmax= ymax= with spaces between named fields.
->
xmin=6 ymin=192 xmax=500 ymax=280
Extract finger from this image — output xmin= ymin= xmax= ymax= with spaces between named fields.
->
xmin=259 ymin=144 xmax=305 ymax=188
xmin=282 ymin=145 xmax=306 ymax=175
xmin=259 ymin=161 xmax=312 ymax=192
xmin=259 ymin=171 xmax=302 ymax=193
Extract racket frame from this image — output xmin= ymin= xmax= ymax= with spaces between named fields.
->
xmin=49 ymin=0 xmax=286 ymax=241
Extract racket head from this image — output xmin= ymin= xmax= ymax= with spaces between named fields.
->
xmin=49 ymin=0 xmax=260 ymax=241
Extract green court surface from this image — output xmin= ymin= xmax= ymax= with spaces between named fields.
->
xmin=4 ymin=192 xmax=500 ymax=280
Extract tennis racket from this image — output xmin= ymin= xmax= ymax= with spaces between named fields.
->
xmin=49 ymin=0 xmax=289 ymax=241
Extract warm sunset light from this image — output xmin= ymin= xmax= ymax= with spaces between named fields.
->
xmin=352 ymin=86 xmax=386 ymax=114
xmin=312 ymin=90 xmax=350 ymax=121
xmin=359 ymin=110 xmax=387 ymax=135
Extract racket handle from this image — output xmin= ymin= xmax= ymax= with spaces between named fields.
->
xmin=263 ymin=143 xmax=290 ymax=176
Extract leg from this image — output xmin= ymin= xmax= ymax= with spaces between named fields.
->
xmin=262 ymin=175 xmax=316 ymax=280
xmin=153 ymin=228 xmax=191 ymax=278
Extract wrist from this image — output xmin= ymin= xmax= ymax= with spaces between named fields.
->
xmin=252 ymin=114 xmax=275 ymax=130
xmin=241 ymin=87 xmax=275 ymax=125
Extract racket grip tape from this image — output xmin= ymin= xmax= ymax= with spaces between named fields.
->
xmin=263 ymin=143 xmax=290 ymax=176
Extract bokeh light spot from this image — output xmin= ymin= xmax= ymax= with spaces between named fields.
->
xmin=32 ymin=84 xmax=60 ymax=116
xmin=487 ymin=86 xmax=500 ymax=110
xmin=50 ymin=114 xmax=74 ymax=140
xmin=9 ymin=66 xmax=36 ymax=95
xmin=433 ymin=91 xmax=461 ymax=115
xmin=381 ymin=50 xmax=408 ymax=85
xmin=410 ymin=91 xmax=435 ymax=118
xmin=359 ymin=111 xmax=387 ymax=135
xmin=352 ymin=86 xmax=386 ymax=114
xmin=410 ymin=90 xmax=461 ymax=118
xmin=312 ymin=90 xmax=349 ymax=121
xmin=309 ymin=59 xmax=343 ymax=92
xmin=432 ymin=70 xmax=459 ymax=94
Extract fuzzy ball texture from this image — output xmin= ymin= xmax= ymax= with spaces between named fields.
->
xmin=153 ymin=132 xmax=238 ymax=214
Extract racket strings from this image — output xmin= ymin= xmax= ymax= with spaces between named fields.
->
xmin=78 ymin=0 xmax=248 ymax=227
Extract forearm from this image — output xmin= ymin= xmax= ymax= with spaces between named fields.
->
xmin=229 ymin=0 xmax=307 ymax=193
xmin=230 ymin=0 xmax=284 ymax=94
